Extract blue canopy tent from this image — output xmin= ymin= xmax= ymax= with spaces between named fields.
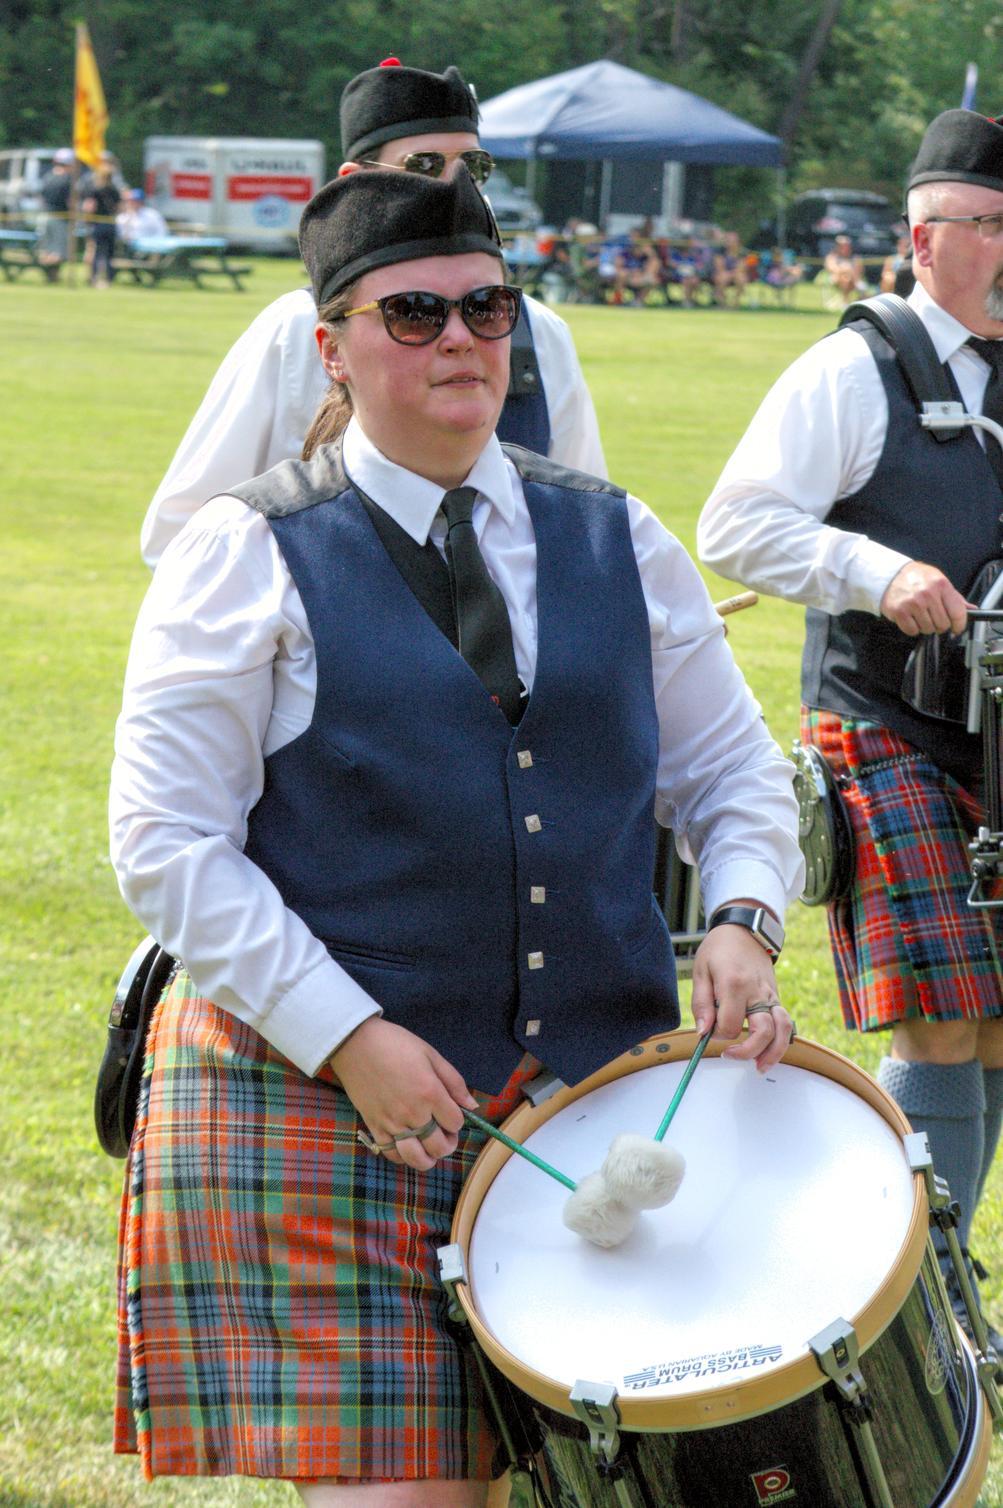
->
xmin=477 ymin=60 xmax=782 ymax=227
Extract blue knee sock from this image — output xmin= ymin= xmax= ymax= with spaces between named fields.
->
xmin=976 ymin=1066 xmax=1003 ymax=1210
xmin=876 ymin=1057 xmax=985 ymax=1254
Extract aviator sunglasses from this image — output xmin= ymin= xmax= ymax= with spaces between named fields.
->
xmin=339 ymin=284 xmax=523 ymax=345
xmin=360 ymin=149 xmax=495 ymax=185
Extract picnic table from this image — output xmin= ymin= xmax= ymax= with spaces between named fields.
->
xmin=112 ymin=235 xmax=251 ymax=291
xmin=0 ymin=228 xmax=52 ymax=282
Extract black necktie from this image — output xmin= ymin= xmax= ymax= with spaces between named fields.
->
xmin=968 ymin=337 xmax=1003 ymax=490
xmin=441 ymin=486 xmax=523 ymax=724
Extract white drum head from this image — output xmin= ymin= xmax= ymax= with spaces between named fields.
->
xmin=466 ymin=1057 xmax=916 ymax=1408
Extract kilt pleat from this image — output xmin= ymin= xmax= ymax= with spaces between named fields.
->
xmin=114 ymin=971 xmax=539 ymax=1481
xmin=802 ymin=709 xmax=1003 ymax=1031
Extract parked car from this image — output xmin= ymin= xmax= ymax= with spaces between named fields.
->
xmin=486 ymin=169 xmax=543 ymax=232
xmin=0 ymin=146 xmax=59 ymax=223
xmin=751 ymin=188 xmax=902 ymax=264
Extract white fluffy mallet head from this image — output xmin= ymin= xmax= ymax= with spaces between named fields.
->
xmin=562 ymin=1171 xmax=638 ymax=1247
xmin=599 ymin=1133 xmax=686 ymax=1210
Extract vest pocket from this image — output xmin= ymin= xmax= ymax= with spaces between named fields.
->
xmin=321 ymin=938 xmax=416 ymax=971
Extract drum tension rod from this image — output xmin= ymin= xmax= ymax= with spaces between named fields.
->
xmin=808 ymin=1319 xmax=895 ymax=1508
xmin=906 ymin=1133 xmax=1003 ymax=1422
xmin=569 ymin=1382 xmax=648 ymax=1508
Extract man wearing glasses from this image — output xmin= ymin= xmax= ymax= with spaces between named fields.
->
xmin=140 ymin=58 xmax=605 ymax=568
xmin=697 ymin=108 xmax=1003 ymax=1361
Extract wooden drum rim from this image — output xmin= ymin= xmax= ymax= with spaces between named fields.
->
xmin=451 ymin=1031 xmax=930 ymax=1431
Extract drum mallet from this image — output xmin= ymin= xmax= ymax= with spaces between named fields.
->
xmin=562 ymin=1029 xmax=712 ymax=1247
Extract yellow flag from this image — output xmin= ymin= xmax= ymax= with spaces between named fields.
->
xmin=73 ymin=21 xmax=108 ymax=168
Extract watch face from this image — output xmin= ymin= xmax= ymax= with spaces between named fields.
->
xmin=757 ymin=910 xmax=785 ymax=955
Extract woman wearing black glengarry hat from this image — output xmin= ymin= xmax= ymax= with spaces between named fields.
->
xmin=109 ymin=166 xmax=801 ymax=1504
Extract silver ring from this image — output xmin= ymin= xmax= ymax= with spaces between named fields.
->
xmin=392 ymin=1116 xmax=440 ymax=1144
xmin=789 ymin=1020 xmax=798 ymax=1042
xmin=745 ymin=1002 xmax=776 ymax=1017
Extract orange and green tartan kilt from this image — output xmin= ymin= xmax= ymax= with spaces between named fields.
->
xmin=114 ymin=970 xmax=540 ymax=1482
xmin=802 ymin=709 xmax=1003 ymax=1032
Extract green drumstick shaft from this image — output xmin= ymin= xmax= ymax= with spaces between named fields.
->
xmin=464 ymin=1109 xmax=577 ymax=1192
xmin=653 ymin=1029 xmax=712 ymax=1143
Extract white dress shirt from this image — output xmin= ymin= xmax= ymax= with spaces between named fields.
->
xmin=112 ymin=421 xmax=802 ymax=1078
xmin=698 ymin=282 xmax=999 ymax=612
xmin=140 ymin=288 xmax=607 ymax=569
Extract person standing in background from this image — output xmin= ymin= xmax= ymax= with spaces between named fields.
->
xmin=698 ymin=108 xmax=1003 ymax=1359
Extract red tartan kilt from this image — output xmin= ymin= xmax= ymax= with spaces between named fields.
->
xmin=802 ymin=709 xmax=1003 ymax=1031
xmin=115 ymin=971 xmax=540 ymax=1482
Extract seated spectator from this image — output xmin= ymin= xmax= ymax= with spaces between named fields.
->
xmin=663 ymin=240 xmax=706 ymax=306
xmin=116 ymin=188 xmax=169 ymax=245
xmin=712 ymin=230 xmax=747 ymax=307
xmin=823 ymin=233 xmax=866 ymax=304
xmin=880 ymin=230 xmax=914 ymax=297
xmin=760 ymin=246 xmax=804 ymax=304
xmin=612 ymin=224 xmax=663 ymax=305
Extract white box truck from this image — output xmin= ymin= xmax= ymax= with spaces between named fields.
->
xmin=143 ymin=136 xmax=325 ymax=251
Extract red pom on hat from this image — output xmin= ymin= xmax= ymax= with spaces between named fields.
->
xmin=380 ymin=57 xmax=402 ymax=67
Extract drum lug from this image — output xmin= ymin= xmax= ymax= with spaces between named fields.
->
xmin=437 ymin=1242 xmax=469 ymax=1326
xmin=569 ymin=1382 xmax=647 ymax=1508
xmin=906 ymin=1133 xmax=1003 ymax=1422
xmin=809 ymin=1319 xmax=895 ymax=1508
xmin=520 ymin=1070 xmax=566 ymax=1107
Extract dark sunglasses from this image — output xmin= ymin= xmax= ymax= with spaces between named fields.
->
xmin=339 ymin=285 xmax=522 ymax=346
xmin=361 ymin=149 xmax=494 ymax=186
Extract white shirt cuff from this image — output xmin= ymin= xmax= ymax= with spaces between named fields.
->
xmin=701 ymin=861 xmax=791 ymax=929
xmin=260 ymin=954 xmax=383 ymax=1077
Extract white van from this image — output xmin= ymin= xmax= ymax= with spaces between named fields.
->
xmin=0 ymin=146 xmax=59 ymax=222
xmin=143 ymin=136 xmax=325 ymax=252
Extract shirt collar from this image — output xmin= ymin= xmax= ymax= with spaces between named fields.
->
xmin=908 ymin=279 xmax=996 ymax=362
xmin=341 ymin=418 xmax=515 ymax=545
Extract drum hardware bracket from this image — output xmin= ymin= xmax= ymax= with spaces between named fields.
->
xmin=520 ymin=1069 xmax=566 ymax=1107
xmin=569 ymin=1381 xmax=647 ymax=1508
xmin=906 ymin=1134 xmax=1003 ymax=1421
xmin=436 ymin=1245 xmax=553 ymax=1507
xmin=809 ymin=1319 xmax=895 ymax=1508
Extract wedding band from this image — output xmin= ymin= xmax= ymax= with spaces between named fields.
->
xmin=789 ymin=1020 xmax=798 ymax=1042
xmin=356 ymin=1129 xmax=397 ymax=1155
xmin=745 ymin=1002 xmax=775 ymax=1017
xmin=393 ymin=1117 xmax=440 ymax=1143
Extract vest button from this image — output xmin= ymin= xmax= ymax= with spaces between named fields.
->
xmin=517 ymin=750 xmax=533 ymax=768
xmin=525 ymin=814 xmax=542 ymax=833
xmin=527 ymin=951 xmax=544 ymax=969
xmin=530 ymin=886 xmax=546 ymax=904
xmin=525 ymin=1018 xmax=542 ymax=1035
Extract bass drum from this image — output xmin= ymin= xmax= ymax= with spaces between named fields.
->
xmin=450 ymin=1034 xmax=993 ymax=1508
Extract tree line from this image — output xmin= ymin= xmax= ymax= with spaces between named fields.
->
xmin=2 ymin=0 xmax=1003 ymax=232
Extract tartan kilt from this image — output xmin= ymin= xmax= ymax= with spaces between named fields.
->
xmin=114 ymin=970 xmax=540 ymax=1482
xmin=802 ymin=709 xmax=1003 ymax=1032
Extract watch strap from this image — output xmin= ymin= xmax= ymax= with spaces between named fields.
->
xmin=707 ymin=904 xmax=784 ymax=959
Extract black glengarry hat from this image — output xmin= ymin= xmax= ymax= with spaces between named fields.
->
xmin=299 ymin=168 xmax=501 ymax=306
xmin=908 ymin=109 xmax=1003 ymax=192
xmin=341 ymin=58 xmax=479 ymax=161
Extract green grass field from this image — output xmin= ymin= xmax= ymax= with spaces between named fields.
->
xmin=1 ymin=262 xmax=1000 ymax=1505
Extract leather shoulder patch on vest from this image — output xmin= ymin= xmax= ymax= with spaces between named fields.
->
xmin=229 ymin=439 xmax=350 ymax=519
xmin=501 ymin=442 xmax=625 ymax=499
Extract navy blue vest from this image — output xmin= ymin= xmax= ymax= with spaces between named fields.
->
xmin=496 ymin=301 xmax=552 ymax=457
xmin=803 ymin=324 xmax=1001 ymax=784
xmin=234 ymin=444 xmax=678 ymax=1089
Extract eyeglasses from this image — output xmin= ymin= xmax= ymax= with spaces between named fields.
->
xmin=925 ymin=212 xmax=1003 ymax=239
xmin=360 ymin=149 xmax=494 ymax=186
xmin=339 ymin=285 xmax=522 ymax=346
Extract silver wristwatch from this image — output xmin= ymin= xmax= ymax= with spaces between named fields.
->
xmin=707 ymin=904 xmax=785 ymax=960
